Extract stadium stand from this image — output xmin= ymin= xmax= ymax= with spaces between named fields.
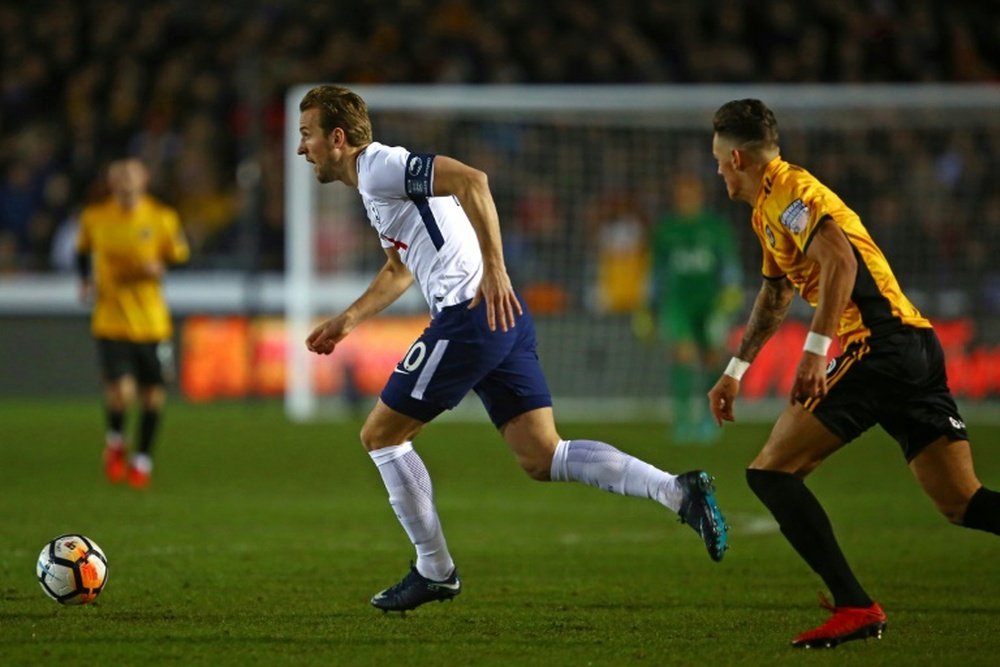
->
xmin=1 ymin=0 xmax=996 ymax=274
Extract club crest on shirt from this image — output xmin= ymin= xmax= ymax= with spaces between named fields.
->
xmin=779 ymin=199 xmax=809 ymax=234
xmin=765 ymin=225 xmax=776 ymax=248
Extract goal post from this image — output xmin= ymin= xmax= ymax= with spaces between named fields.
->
xmin=285 ymin=84 xmax=1000 ymax=422
xmin=284 ymin=88 xmax=314 ymax=421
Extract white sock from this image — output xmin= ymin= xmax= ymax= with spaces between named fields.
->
xmin=131 ymin=453 xmax=152 ymax=473
xmin=550 ymin=439 xmax=684 ymax=512
xmin=106 ymin=431 xmax=124 ymax=448
xmin=369 ymin=442 xmax=454 ymax=581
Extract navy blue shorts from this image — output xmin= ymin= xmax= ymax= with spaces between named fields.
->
xmin=380 ymin=296 xmax=553 ymax=428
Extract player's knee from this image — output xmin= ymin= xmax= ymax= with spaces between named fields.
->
xmin=358 ymin=420 xmax=420 ymax=452
xmin=358 ymin=422 xmax=385 ymax=451
xmin=105 ymin=380 xmax=133 ymax=410
xmin=140 ymin=386 xmax=166 ymax=411
xmin=925 ymin=487 xmax=984 ymax=525
xmin=511 ymin=447 xmax=554 ymax=481
xmin=521 ymin=463 xmax=552 ymax=482
xmin=520 ymin=458 xmax=552 ymax=482
xmin=936 ymin=500 xmax=967 ymax=525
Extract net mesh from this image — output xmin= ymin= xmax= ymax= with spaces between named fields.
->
xmin=288 ymin=86 xmax=1000 ymax=418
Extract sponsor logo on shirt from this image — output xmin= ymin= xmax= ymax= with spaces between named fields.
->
xmin=779 ymin=199 xmax=809 ymax=234
xmin=408 ymin=155 xmax=426 ymax=176
xmin=765 ymin=226 xmax=776 ymax=248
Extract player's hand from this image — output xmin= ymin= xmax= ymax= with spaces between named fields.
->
xmin=78 ymin=281 xmax=93 ymax=305
xmin=707 ymin=375 xmax=740 ymax=426
xmin=113 ymin=258 xmax=163 ymax=281
xmin=790 ymin=352 xmax=828 ymax=404
xmin=469 ymin=265 xmax=521 ymax=332
xmin=139 ymin=260 xmax=165 ymax=280
xmin=306 ymin=315 xmax=351 ymax=355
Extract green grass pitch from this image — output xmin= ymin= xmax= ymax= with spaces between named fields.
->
xmin=1 ymin=398 xmax=998 ymax=666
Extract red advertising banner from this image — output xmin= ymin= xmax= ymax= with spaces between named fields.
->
xmin=730 ymin=318 xmax=1000 ymax=400
xmin=179 ymin=316 xmax=999 ymax=402
xmin=180 ymin=315 xmax=428 ymax=402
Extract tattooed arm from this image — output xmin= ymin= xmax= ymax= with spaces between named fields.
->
xmin=708 ymin=276 xmax=795 ymax=424
xmin=736 ymin=277 xmax=795 ymax=363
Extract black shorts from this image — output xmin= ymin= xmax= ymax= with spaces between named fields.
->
xmin=804 ymin=327 xmax=968 ymax=461
xmin=96 ymin=338 xmax=174 ymax=386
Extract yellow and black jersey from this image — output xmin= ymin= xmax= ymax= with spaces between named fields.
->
xmin=76 ymin=195 xmax=189 ymax=341
xmin=751 ymin=157 xmax=929 ymax=347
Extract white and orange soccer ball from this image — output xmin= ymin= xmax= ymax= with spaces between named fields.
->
xmin=36 ymin=534 xmax=108 ymax=605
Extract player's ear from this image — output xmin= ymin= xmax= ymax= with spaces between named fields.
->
xmin=731 ymin=148 xmax=746 ymax=171
xmin=329 ymin=126 xmax=347 ymax=148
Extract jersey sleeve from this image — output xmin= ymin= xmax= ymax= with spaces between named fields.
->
xmin=361 ymin=145 xmax=436 ymax=199
xmin=75 ymin=207 xmax=93 ymax=253
xmin=798 ymin=189 xmax=841 ymax=253
xmin=160 ymin=206 xmax=190 ymax=264
xmin=775 ymin=175 xmax=835 ymax=254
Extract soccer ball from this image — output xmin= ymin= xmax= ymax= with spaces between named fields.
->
xmin=36 ymin=534 xmax=109 ymax=605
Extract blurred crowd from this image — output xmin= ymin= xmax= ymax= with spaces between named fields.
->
xmin=1 ymin=0 xmax=997 ymax=298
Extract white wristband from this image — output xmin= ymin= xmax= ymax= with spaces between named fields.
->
xmin=724 ymin=357 xmax=750 ymax=381
xmin=803 ymin=331 xmax=833 ymax=356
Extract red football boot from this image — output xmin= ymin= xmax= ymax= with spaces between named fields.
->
xmin=103 ymin=445 xmax=127 ymax=483
xmin=792 ymin=595 xmax=887 ymax=649
xmin=127 ymin=464 xmax=151 ymax=490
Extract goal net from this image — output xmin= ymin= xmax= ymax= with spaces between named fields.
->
xmin=284 ymin=84 xmax=1000 ymax=422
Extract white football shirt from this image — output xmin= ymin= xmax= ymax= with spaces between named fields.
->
xmin=356 ymin=142 xmax=484 ymax=316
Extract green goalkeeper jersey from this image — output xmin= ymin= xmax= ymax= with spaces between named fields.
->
xmin=651 ymin=209 xmax=740 ymax=313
